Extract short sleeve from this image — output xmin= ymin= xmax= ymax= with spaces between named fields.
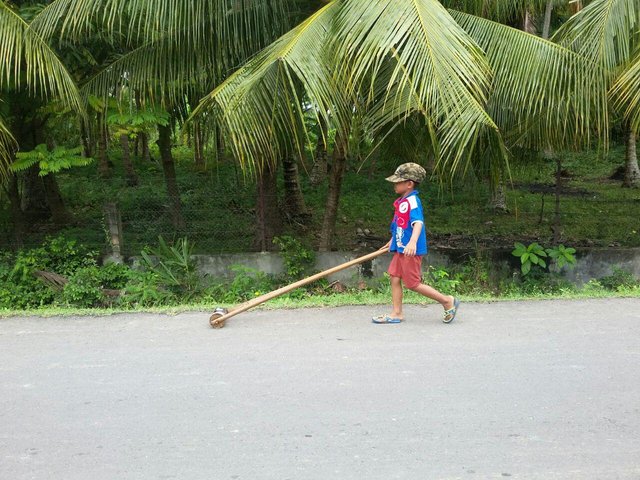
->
xmin=408 ymin=195 xmax=424 ymax=224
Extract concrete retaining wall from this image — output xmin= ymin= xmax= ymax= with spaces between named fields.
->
xmin=193 ymin=248 xmax=640 ymax=285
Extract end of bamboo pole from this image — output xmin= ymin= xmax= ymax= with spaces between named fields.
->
xmin=209 ymin=307 xmax=228 ymax=329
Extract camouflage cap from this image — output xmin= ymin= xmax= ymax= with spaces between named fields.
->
xmin=385 ymin=162 xmax=426 ymax=183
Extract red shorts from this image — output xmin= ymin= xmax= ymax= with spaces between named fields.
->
xmin=388 ymin=252 xmax=423 ymax=289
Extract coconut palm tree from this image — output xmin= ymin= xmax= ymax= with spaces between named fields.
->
xmin=192 ymin=0 xmax=608 ymax=249
xmin=0 ymin=0 xmax=287 ymax=234
xmin=555 ymin=0 xmax=640 ymax=187
xmin=6 ymin=0 xmax=291 ymax=231
xmin=0 ymin=1 xmax=83 ymax=181
xmin=612 ymin=59 xmax=640 ymax=135
xmin=0 ymin=1 xmax=87 ymax=239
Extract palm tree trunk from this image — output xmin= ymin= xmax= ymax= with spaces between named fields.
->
xmin=157 ymin=123 xmax=185 ymax=229
xmin=216 ymin=126 xmax=225 ymax=160
xmin=319 ymin=137 xmax=347 ymax=251
xmin=97 ymin=114 xmax=110 ymax=177
xmin=80 ymin=120 xmax=93 ymax=158
xmin=490 ymin=181 xmax=508 ymax=212
xmin=120 ymin=134 xmax=139 ymax=186
xmin=12 ymin=108 xmax=49 ymax=223
xmin=310 ymin=116 xmax=328 ymax=185
xmin=282 ymin=154 xmax=309 ymax=221
xmin=5 ymin=173 xmax=25 ymax=248
xmin=552 ymin=157 xmax=563 ymax=243
xmin=254 ymin=163 xmax=281 ymax=251
xmin=140 ymin=132 xmax=151 ymax=162
xmin=623 ymin=128 xmax=640 ymax=188
xmin=42 ymin=173 xmax=73 ymax=225
xmin=542 ymin=0 xmax=553 ymax=39
xmin=23 ymin=166 xmax=49 ymax=222
xmin=194 ymin=121 xmax=205 ymax=170
xmin=134 ymin=135 xmax=140 ymax=157
xmin=134 ymin=89 xmax=151 ymax=162
xmin=523 ymin=10 xmax=536 ymax=35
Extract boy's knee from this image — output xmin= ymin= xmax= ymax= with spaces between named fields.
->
xmin=404 ymin=280 xmax=422 ymax=291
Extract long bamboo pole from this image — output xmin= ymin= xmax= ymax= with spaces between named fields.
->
xmin=210 ymin=246 xmax=389 ymax=328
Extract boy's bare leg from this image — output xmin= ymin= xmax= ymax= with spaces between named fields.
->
xmin=411 ymin=283 xmax=454 ymax=309
xmin=390 ymin=275 xmax=404 ymax=319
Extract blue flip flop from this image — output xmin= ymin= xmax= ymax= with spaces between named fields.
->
xmin=372 ymin=315 xmax=403 ymax=324
xmin=443 ymin=298 xmax=460 ymax=323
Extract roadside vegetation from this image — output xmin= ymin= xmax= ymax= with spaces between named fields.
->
xmin=1 ymin=231 xmax=638 ymax=316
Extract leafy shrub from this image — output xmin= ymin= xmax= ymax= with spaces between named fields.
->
xmin=1 ymin=251 xmax=51 ymax=309
xmin=60 ymin=263 xmax=133 ymax=308
xmin=98 ymin=262 xmax=133 ymax=290
xmin=120 ymin=271 xmax=176 ymax=307
xmin=512 ymin=242 xmax=577 ymax=275
xmin=599 ymin=268 xmax=639 ymax=291
xmin=546 ymin=245 xmax=577 ymax=270
xmin=0 ymin=276 xmax=54 ymax=309
xmin=224 ymin=265 xmax=276 ymax=302
xmin=582 ymin=279 xmax=604 ymax=293
xmin=273 ymin=235 xmax=315 ymax=280
xmin=455 ymin=254 xmax=494 ymax=294
xmin=60 ymin=266 xmax=105 ymax=307
xmin=139 ymin=236 xmax=203 ymax=299
xmin=0 ymin=236 xmax=98 ymax=309
xmin=424 ymin=266 xmax=460 ymax=293
xmin=512 ymin=242 xmax=548 ymax=275
xmin=11 ymin=235 xmax=98 ymax=278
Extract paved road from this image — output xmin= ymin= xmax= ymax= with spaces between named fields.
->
xmin=1 ymin=299 xmax=640 ymax=480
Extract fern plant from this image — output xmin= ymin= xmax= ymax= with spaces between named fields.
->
xmin=11 ymin=144 xmax=93 ymax=176
xmin=107 ymin=105 xmax=170 ymax=139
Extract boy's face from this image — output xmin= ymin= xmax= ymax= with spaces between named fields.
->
xmin=393 ymin=179 xmax=414 ymax=196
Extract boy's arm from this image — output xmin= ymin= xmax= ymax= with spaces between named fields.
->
xmin=403 ymin=221 xmax=423 ymax=257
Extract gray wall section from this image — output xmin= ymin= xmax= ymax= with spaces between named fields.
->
xmin=562 ymin=248 xmax=640 ymax=285
xmin=191 ymin=248 xmax=640 ymax=286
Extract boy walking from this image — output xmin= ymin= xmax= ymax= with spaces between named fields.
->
xmin=373 ymin=162 xmax=460 ymax=324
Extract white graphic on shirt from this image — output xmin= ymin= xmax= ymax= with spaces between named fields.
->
xmin=399 ymin=202 xmax=409 ymax=214
xmin=396 ymin=227 xmax=405 ymax=248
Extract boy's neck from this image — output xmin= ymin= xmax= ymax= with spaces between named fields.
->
xmin=401 ymin=188 xmax=416 ymax=198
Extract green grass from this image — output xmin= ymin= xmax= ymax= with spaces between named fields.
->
xmin=2 ymin=286 xmax=638 ymax=319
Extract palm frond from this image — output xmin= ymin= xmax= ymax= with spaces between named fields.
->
xmin=452 ymin=10 xmax=610 ymax=149
xmin=0 ymin=115 xmax=17 ymax=185
xmin=0 ymin=2 xmax=83 ymax=115
xmin=610 ymin=52 xmax=640 ymax=131
xmin=553 ymin=0 xmax=640 ymax=72
xmin=191 ymin=1 xmax=341 ymax=173
xmin=439 ymin=0 xmax=550 ymax=22
xmin=81 ymin=32 xmax=220 ymax=106
xmin=333 ymin=0 xmax=504 ymax=177
xmin=30 ymin=0 xmax=289 ymax=67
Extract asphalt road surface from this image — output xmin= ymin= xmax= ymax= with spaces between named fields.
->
xmin=1 ymin=298 xmax=640 ymax=480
